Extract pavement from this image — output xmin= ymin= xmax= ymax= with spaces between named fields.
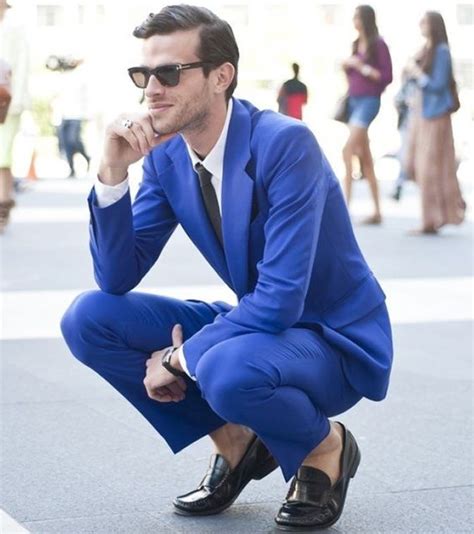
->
xmin=1 ymin=163 xmax=473 ymax=533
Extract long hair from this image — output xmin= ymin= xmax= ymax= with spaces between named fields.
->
xmin=352 ymin=5 xmax=379 ymax=65
xmin=133 ymin=5 xmax=239 ymax=101
xmin=419 ymin=11 xmax=449 ymax=74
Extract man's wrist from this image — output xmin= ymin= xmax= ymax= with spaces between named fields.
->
xmin=161 ymin=346 xmax=187 ymax=378
xmin=98 ymin=162 xmax=129 ymax=186
xmin=170 ymin=348 xmax=184 ymax=371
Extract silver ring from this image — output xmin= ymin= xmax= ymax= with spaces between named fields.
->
xmin=122 ymin=118 xmax=133 ymax=129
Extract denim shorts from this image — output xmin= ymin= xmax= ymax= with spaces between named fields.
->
xmin=348 ymin=96 xmax=381 ymax=128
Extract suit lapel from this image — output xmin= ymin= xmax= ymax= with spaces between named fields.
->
xmin=165 ymin=138 xmax=231 ymax=284
xmin=164 ymin=99 xmax=255 ymax=297
xmin=221 ymin=100 xmax=254 ymax=299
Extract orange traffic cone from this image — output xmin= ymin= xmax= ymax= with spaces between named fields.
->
xmin=26 ymin=150 xmax=37 ymax=181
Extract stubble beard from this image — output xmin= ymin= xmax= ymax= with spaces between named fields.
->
xmin=152 ymin=93 xmax=211 ymax=137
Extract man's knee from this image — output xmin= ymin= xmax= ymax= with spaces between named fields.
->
xmin=60 ymin=290 xmax=119 ymax=366
xmin=196 ymin=340 xmax=270 ymax=422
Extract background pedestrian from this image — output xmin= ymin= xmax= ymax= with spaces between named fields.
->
xmin=277 ymin=62 xmax=308 ymax=120
xmin=341 ymin=4 xmax=392 ymax=224
xmin=0 ymin=0 xmax=29 ymax=231
xmin=404 ymin=11 xmax=465 ymax=234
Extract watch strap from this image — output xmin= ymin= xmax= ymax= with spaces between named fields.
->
xmin=161 ymin=346 xmax=187 ymax=378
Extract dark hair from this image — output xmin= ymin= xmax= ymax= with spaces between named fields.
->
xmin=292 ymin=63 xmax=300 ymax=78
xmin=352 ymin=5 xmax=379 ymax=65
xmin=419 ymin=11 xmax=449 ymax=74
xmin=133 ymin=5 xmax=239 ymax=100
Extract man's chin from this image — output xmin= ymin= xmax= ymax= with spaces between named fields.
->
xmin=151 ymin=120 xmax=177 ymax=136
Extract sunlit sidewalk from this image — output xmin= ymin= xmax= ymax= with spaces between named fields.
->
xmin=1 ymin=171 xmax=473 ymax=533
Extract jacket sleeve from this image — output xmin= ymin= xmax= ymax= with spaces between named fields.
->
xmin=418 ymin=45 xmax=451 ymax=93
xmin=88 ymin=154 xmax=178 ymax=294
xmin=182 ymin=125 xmax=330 ymax=377
xmin=375 ymin=39 xmax=393 ymax=88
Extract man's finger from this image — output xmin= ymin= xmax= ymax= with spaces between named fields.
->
xmin=155 ymin=385 xmax=176 ymax=397
xmin=120 ymin=127 xmax=141 ymax=154
xmin=172 ymin=324 xmax=183 ymax=346
xmin=175 ymin=376 xmax=187 ymax=390
xmin=139 ymin=115 xmax=159 ymax=148
xmin=153 ymin=385 xmax=182 ymax=403
xmin=143 ymin=120 xmax=177 ymax=149
xmin=163 ymin=384 xmax=185 ymax=401
xmin=146 ymin=385 xmax=170 ymax=402
xmin=126 ymin=122 xmax=151 ymax=156
xmin=151 ymin=132 xmax=176 ymax=147
xmin=166 ymin=381 xmax=186 ymax=399
xmin=152 ymin=393 xmax=173 ymax=402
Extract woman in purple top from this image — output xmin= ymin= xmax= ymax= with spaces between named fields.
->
xmin=342 ymin=5 xmax=392 ymax=224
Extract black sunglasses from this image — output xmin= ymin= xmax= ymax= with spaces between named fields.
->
xmin=127 ymin=61 xmax=210 ymax=89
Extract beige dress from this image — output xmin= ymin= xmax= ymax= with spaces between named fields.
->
xmin=405 ymin=91 xmax=465 ymax=231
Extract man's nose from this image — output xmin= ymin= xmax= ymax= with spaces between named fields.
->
xmin=144 ymin=74 xmax=165 ymax=97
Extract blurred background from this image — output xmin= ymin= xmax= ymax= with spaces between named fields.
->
xmin=1 ymin=2 xmax=473 ymax=532
xmin=5 ymin=0 xmax=474 ymax=184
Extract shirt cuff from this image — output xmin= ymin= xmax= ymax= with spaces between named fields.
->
xmin=177 ymin=346 xmax=195 ymax=380
xmin=94 ymin=175 xmax=129 ymax=208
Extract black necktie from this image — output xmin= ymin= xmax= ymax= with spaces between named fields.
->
xmin=196 ymin=163 xmax=223 ymax=246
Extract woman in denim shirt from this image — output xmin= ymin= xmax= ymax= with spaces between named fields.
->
xmin=405 ymin=11 xmax=465 ymax=234
xmin=342 ymin=5 xmax=392 ymax=225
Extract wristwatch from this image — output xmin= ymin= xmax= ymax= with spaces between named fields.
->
xmin=361 ymin=64 xmax=372 ymax=77
xmin=161 ymin=346 xmax=187 ymax=378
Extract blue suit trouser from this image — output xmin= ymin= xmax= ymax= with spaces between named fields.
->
xmin=61 ymin=290 xmax=362 ymax=480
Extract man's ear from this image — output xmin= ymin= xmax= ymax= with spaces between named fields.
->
xmin=212 ymin=62 xmax=235 ymax=96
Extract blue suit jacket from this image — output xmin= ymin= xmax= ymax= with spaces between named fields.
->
xmin=89 ymin=98 xmax=393 ymax=401
xmin=418 ymin=44 xmax=455 ymax=119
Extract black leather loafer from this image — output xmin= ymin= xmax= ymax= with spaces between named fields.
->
xmin=173 ymin=435 xmax=278 ymax=516
xmin=275 ymin=422 xmax=360 ymax=531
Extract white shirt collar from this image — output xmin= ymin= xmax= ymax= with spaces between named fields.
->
xmin=184 ymin=98 xmax=233 ymax=181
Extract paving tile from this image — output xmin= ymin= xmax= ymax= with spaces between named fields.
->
xmin=1 ymin=339 xmax=118 ymax=403
xmin=2 ymin=175 xmax=473 ymax=534
xmin=1 ymin=402 xmax=172 ymax=521
xmin=337 ymin=486 xmax=473 ymax=533
xmin=23 ymin=512 xmax=173 ymax=534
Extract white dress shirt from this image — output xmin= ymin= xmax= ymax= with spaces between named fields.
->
xmin=94 ymin=99 xmax=234 ymax=378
